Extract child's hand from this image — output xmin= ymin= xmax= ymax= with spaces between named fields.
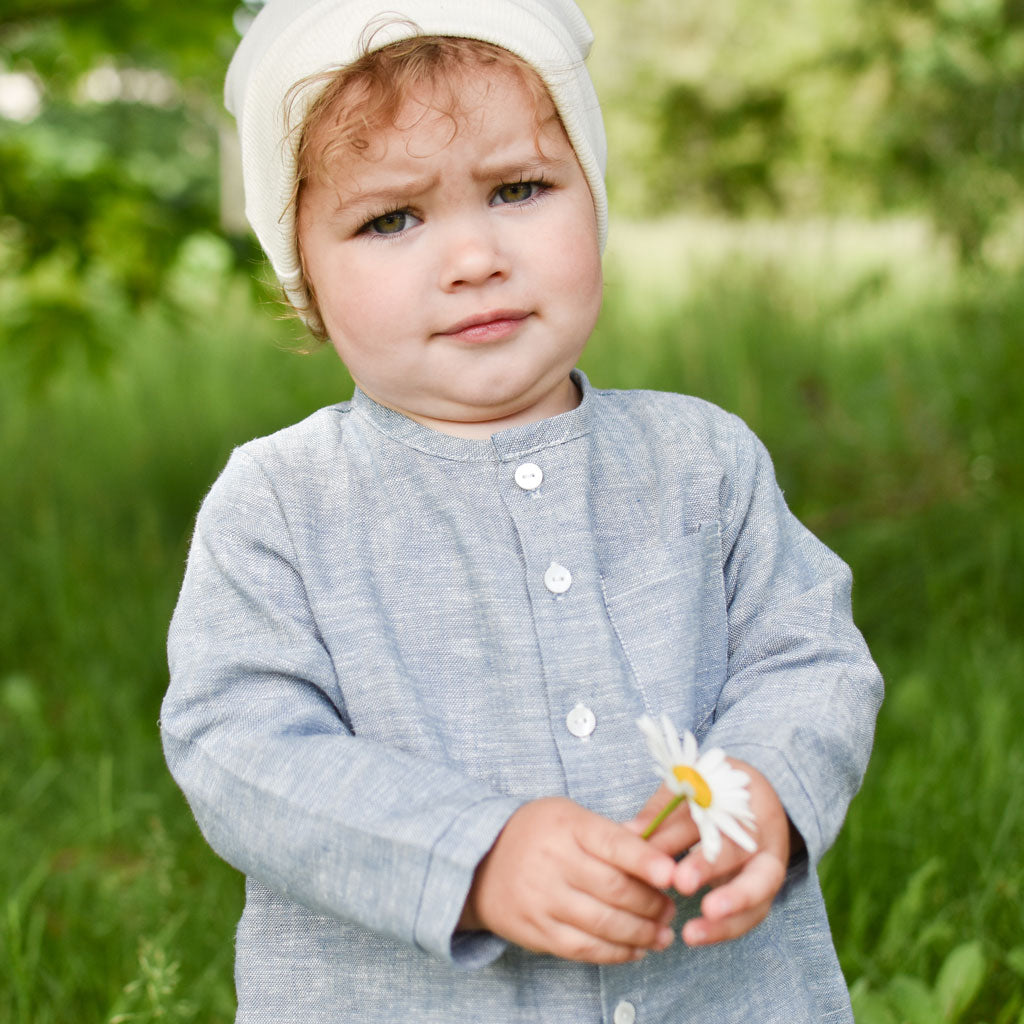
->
xmin=626 ymin=760 xmax=792 ymax=947
xmin=461 ymin=797 xmax=678 ymax=963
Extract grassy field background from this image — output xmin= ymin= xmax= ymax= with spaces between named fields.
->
xmin=1 ymin=217 xmax=1022 ymax=1023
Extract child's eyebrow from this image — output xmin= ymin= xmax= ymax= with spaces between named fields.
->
xmin=470 ymin=153 xmax=575 ymax=182
xmin=331 ymin=153 xmax=575 ymax=218
xmin=332 ymin=173 xmax=441 ymax=217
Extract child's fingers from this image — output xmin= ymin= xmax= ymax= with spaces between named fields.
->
xmin=625 ymin=783 xmax=683 ymax=834
xmin=646 ymin=761 xmax=794 ymax=948
xmin=532 ymin=917 xmax=660 ymax=965
xmin=681 ymin=901 xmax=768 ymax=946
xmin=575 ymin=814 xmax=676 ymax=890
xmin=467 ymin=798 xmax=679 ymax=962
xmin=625 ymin=782 xmax=673 ymax=828
xmin=680 ymin=851 xmax=786 ymax=946
xmin=567 ymin=850 xmax=676 ymax=923
xmin=624 ymin=784 xmax=700 ymax=858
xmin=551 ymin=890 xmax=675 ymax=956
xmin=703 ymin=851 xmax=785 ymax=921
xmin=672 ymin=838 xmax=747 ymax=897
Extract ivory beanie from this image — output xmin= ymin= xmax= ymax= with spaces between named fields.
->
xmin=224 ymin=0 xmax=608 ymax=318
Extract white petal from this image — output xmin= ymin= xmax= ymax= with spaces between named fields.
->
xmin=712 ymin=792 xmax=756 ymax=827
xmin=679 ymin=728 xmax=698 ymax=765
xmin=709 ymin=808 xmax=758 ymax=853
xmin=709 ymin=769 xmax=748 ymax=797
xmin=636 ymin=714 xmax=757 ymax=859
xmin=636 ymin=713 xmax=658 ymax=733
xmin=651 ymin=765 xmax=683 ymax=793
xmin=662 ymin=715 xmax=687 ymax=765
xmin=691 ymin=805 xmax=723 ymax=863
xmin=637 ymin=715 xmax=672 ymax=770
xmin=697 ymin=746 xmax=726 ymax=775
xmin=635 ymin=714 xmax=660 ymax=749
xmin=718 ymin=803 xmax=756 ymax=830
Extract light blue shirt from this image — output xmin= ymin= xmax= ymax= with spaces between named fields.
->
xmin=162 ymin=371 xmax=882 ymax=1023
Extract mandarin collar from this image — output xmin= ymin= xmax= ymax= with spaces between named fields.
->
xmin=350 ymin=369 xmax=594 ymax=462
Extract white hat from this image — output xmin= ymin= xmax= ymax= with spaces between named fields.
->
xmin=225 ymin=0 xmax=607 ymax=319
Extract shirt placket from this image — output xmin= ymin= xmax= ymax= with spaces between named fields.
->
xmin=496 ymin=438 xmax=652 ymax=1024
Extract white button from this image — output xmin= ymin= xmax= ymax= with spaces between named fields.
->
xmin=565 ymin=703 xmax=596 ymax=738
xmin=613 ymin=1001 xmax=637 ymax=1024
xmin=514 ymin=463 xmax=543 ymax=490
xmin=543 ymin=562 xmax=572 ymax=594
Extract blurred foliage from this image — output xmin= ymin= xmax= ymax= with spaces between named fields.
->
xmin=3 ymin=232 xmax=1023 ymax=1019
xmin=830 ymin=0 xmax=1024 ymax=260
xmin=2 ymin=5 xmax=1022 ymax=1018
xmin=590 ymin=0 xmax=1024 ymax=259
xmin=0 ymin=0 xmax=258 ymax=380
xmin=2 ymin=0 xmax=1024 ymax=379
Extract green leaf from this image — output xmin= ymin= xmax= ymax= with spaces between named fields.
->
xmin=1006 ymin=946 xmax=1024 ymax=979
xmin=850 ymin=978 xmax=899 ymax=1024
xmin=994 ymin=993 xmax=1024 ymax=1024
xmin=935 ymin=940 xmax=985 ymax=1021
xmin=885 ymin=975 xmax=942 ymax=1024
xmin=877 ymin=857 xmax=944 ymax=964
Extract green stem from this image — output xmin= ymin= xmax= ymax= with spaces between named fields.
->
xmin=641 ymin=793 xmax=686 ymax=839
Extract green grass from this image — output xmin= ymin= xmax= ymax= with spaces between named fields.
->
xmin=2 ymin=222 xmax=1022 ymax=1022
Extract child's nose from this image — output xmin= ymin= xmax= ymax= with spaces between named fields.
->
xmin=438 ymin=218 xmax=508 ymax=290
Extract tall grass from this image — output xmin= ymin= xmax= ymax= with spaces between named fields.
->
xmin=593 ymin=219 xmax=1024 ymax=1023
xmin=1 ymin=219 xmax=1021 ymax=1022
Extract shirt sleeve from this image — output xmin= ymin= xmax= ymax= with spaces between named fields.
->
xmin=160 ymin=449 xmax=522 ymax=967
xmin=702 ymin=414 xmax=883 ymax=867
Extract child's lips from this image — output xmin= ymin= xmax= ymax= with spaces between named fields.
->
xmin=438 ymin=309 xmax=531 ymax=342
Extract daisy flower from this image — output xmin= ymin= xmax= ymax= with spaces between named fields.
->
xmin=636 ymin=714 xmax=757 ymax=863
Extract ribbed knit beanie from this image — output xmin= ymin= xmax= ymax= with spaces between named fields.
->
xmin=224 ymin=0 xmax=607 ymax=318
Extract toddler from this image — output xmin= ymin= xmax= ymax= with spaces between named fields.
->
xmin=161 ymin=1 xmax=883 ymax=1021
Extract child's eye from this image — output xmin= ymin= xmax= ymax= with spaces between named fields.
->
xmin=361 ymin=209 xmax=421 ymax=237
xmin=491 ymin=181 xmax=546 ymax=206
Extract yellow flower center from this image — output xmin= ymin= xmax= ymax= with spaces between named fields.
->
xmin=672 ymin=765 xmax=712 ymax=808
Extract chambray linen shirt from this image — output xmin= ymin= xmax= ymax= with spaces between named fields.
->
xmin=162 ymin=371 xmax=882 ymax=1024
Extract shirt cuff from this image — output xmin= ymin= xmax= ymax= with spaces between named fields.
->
xmin=708 ymin=737 xmax=825 ymax=866
xmin=450 ymin=929 xmax=510 ymax=970
xmin=412 ymin=794 xmax=524 ymax=965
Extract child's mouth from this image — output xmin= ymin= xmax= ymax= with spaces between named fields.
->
xmin=439 ymin=310 xmax=531 ymax=343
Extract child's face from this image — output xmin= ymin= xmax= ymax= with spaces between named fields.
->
xmin=297 ymin=66 xmax=603 ymax=436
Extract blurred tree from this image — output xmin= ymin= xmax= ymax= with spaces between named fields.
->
xmin=0 ymin=1 xmax=254 ymax=380
xmin=654 ymin=82 xmax=793 ymax=215
xmin=830 ymin=0 xmax=1024 ymax=261
xmin=3 ymin=0 xmax=1022 ymax=386
xmin=593 ymin=0 xmax=1024 ymax=261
